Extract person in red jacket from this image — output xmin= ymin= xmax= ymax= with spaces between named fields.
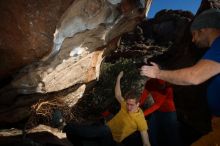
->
xmin=140 ymin=79 xmax=182 ymax=146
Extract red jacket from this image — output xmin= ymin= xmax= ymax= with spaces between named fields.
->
xmin=140 ymin=79 xmax=176 ymax=116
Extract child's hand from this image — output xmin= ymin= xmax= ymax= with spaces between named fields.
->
xmin=117 ymin=71 xmax=124 ymax=79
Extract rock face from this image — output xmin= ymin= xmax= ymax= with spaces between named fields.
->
xmin=6 ymin=0 xmax=149 ymax=95
xmin=0 ymin=125 xmax=72 ymax=146
xmin=197 ymin=0 xmax=220 ymax=14
xmin=45 ymin=0 xmax=121 ymax=61
xmin=0 ymin=0 xmax=219 ymax=145
xmin=0 ymin=0 xmax=74 ymax=83
xmin=0 ymin=0 xmax=152 ymax=124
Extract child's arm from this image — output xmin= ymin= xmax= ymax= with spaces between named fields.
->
xmin=140 ymin=130 xmax=151 ymax=146
xmin=115 ymin=71 xmax=124 ymax=102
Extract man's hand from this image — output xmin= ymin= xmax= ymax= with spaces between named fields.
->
xmin=140 ymin=62 xmax=160 ymax=78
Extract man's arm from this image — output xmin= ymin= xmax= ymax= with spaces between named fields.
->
xmin=140 ymin=60 xmax=220 ymax=85
xmin=140 ymin=130 xmax=151 ymax=146
xmin=115 ymin=71 xmax=124 ymax=102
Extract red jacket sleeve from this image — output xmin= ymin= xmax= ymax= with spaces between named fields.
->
xmin=143 ymin=91 xmax=166 ymax=116
xmin=139 ymin=88 xmax=149 ymax=106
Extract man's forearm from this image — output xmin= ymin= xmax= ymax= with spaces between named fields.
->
xmin=157 ymin=68 xmax=198 ymax=85
xmin=142 ymin=60 xmax=220 ymax=85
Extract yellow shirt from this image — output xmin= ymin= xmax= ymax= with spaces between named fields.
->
xmin=107 ymin=100 xmax=148 ymax=142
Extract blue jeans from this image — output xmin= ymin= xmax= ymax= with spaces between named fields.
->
xmin=64 ymin=122 xmax=115 ymax=146
xmin=122 ymin=131 xmax=143 ymax=146
xmin=148 ymin=111 xmax=183 ymax=146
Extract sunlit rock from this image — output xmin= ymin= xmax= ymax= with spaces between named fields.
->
xmin=9 ymin=0 xmax=150 ymax=94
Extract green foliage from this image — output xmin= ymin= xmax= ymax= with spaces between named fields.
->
xmin=88 ymin=57 xmax=146 ymax=112
xmin=101 ymin=58 xmax=144 ymax=94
